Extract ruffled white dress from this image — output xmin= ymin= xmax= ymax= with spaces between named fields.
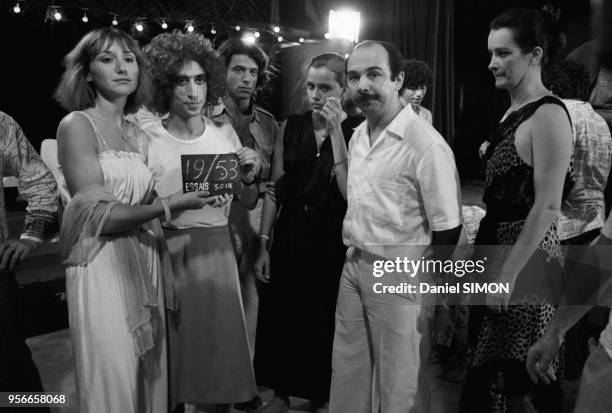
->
xmin=61 ymin=111 xmax=168 ymax=413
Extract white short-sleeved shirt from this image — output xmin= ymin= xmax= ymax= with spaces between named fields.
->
xmin=343 ymin=104 xmax=462 ymax=259
xmin=142 ymin=117 xmax=242 ymax=228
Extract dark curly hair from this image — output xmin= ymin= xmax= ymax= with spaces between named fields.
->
xmin=143 ymin=31 xmax=226 ymax=115
xmin=542 ymin=59 xmax=591 ymax=101
xmin=400 ymin=59 xmax=432 ymax=92
xmin=217 ymin=37 xmax=270 ymax=91
xmin=54 ymin=28 xmax=151 ymax=114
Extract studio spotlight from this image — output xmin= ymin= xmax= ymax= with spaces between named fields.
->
xmin=329 ymin=9 xmax=361 ymax=42
xmin=242 ymin=33 xmax=256 ymax=44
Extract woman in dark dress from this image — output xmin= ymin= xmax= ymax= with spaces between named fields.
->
xmin=252 ymin=53 xmax=363 ymax=413
xmin=459 ymin=7 xmax=573 ymax=413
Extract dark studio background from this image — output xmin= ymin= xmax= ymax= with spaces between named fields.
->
xmin=0 ymin=0 xmax=596 ymax=180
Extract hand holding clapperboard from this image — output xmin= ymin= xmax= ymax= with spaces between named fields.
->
xmin=181 ymin=153 xmax=242 ymax=196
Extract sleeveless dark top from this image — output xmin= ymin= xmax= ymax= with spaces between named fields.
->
xmin=277 ymin=111 xmax=364 ymax=212
xmin=477 ymin=95 xmax=574 ymax=244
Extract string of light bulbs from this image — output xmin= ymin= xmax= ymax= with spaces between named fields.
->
xmin=8 ymin=1 xmax=333 ymax=46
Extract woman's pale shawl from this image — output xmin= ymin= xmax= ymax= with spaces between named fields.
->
xmin=60 ymin=185 xmax=176 ymax=356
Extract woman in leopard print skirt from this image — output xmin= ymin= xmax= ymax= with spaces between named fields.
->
xmin=459 ymin=7 xmax=574 ymax=413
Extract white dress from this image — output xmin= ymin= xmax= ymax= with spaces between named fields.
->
xmin=62 ymin=112 xmax=168 ymax=413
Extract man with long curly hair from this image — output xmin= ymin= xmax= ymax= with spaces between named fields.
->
xmin=140 ymin=31 xmax=261 ymax=413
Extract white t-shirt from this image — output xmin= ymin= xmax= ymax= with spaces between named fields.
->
xmin=142 ymin=117 xmax=242 ymax=228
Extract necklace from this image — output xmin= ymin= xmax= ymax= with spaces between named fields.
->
xmin=114 ymin=118 xmax=130 ymax=142
xmin=88 ymin=111 xmax=130 ymax=143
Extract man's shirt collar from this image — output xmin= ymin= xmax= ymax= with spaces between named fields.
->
xmin=355 ymin=103 xmax=416 ymax=142
xmin=214 ymin=97 xmax=259 ymax=123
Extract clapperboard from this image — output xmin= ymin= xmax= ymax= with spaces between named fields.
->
xmin=181 ymin=153 xmax=242 ymax=196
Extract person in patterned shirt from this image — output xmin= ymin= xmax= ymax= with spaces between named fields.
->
xmin=0 ymin=111 xmax=58 ymax=408
xmin=542 ymin=59 xmax=612 ymax=246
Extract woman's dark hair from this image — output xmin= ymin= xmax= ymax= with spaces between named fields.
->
xmin=542 ymin=59 xmax=591 ymax=101
xmin=54 ymin=28 xmax=151 ymax=114
xmin=308 ymin=53 xmax=346 ymax=87
xmin=143 ymin=31 xmax=226 ymax=115
xmin=490 ymin=5 xmax=566 ymax=66
xmin=400 ymin=59 xmax=433 ymax=92
xmin=217 ymin=37 xmax=270 ymax=90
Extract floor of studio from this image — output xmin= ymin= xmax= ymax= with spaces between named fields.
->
xmin=13 ymin=182 xmax=580 ymax=412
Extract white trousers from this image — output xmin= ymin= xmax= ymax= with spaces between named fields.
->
xmin=330 ymin=247 xmax=433 ymax=413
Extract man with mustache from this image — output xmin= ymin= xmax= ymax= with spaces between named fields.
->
xmin=330 ymin=41 xmax=462 ymax=413
xmin=400 ymin=59 xmax=433 ymax=125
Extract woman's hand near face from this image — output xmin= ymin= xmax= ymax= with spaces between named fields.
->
xmin=321 ymin=97 xmax=344 ymax=138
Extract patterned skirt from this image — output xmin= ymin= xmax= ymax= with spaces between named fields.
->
xmin=460 ymin=216 xmax=565 ymax=413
